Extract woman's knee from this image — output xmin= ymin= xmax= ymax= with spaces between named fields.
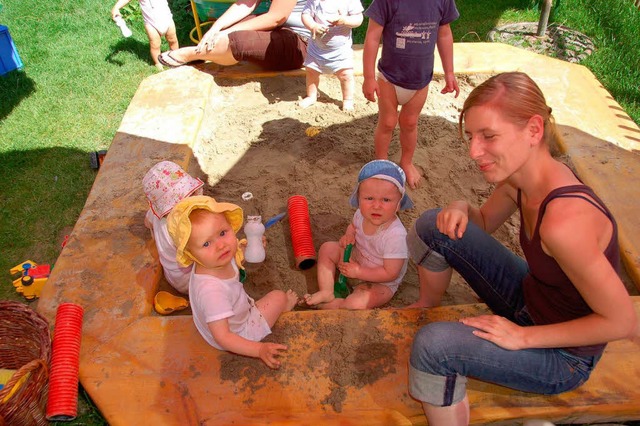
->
xmin=411 ymin=322 xmax=457 ymax=372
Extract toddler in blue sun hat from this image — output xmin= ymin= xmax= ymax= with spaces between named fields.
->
xmin=302 ymin=159 xmax=412 ymax=310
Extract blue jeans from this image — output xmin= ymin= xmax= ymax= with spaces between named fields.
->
xmin=407 ymin=209 xmax=599 ymax=406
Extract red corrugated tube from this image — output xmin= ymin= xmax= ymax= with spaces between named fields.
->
xmin=287 ymin=195 xmax=317 ymax=270
xmin=46 ymin=303 xmax=84 ymax=421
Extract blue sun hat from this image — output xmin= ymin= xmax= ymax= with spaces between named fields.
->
xmin=349 ymin=160 xmax=414 ymax=210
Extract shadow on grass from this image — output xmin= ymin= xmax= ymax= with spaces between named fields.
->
xmin=0 ymin=69 xmax=36 ymax=120
xmin=106 ymin=37 xmax=153 ymax=66
xmin=0 ymin=147 xmax=97 ymax=302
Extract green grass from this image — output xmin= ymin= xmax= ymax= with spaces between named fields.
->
xmin=1 ymin=0 xmax=639 ymax=423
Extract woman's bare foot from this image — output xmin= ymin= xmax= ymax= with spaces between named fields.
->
xmin=284 ymin=289 xmax=299 ymax=311
xmin=301 ymin=290 xmax=335 ymax=306
xmin=401 ymin=162 xmax=422 ymax=189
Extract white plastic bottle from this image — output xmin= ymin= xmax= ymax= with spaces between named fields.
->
xmin=241 ymin=192 xmax=266 ymax=263
xmin=243 ymin=215 xmax=266 ymax=263
xmin=114 ymin=15 xmax=132 ymax=38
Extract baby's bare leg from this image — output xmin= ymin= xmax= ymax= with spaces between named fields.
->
xmin=341 ymin=283 xmax=393 ymax=310
xmin=335 ymin=68 xmax=354 ymax=110
xmin=165 ymin=22 xmax=179 ymax=51
xmin=302 ymin=241 xmax=341 ymax=306
xmin=256 ymin=289 xmax=298 ymax=327
xmin=144 ymin=24 xmax=163 ymax=67
xmin=300 ymin=67 xmax=320 ymax=108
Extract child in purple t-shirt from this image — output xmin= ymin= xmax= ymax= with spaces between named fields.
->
xmin=362 ymin=0 xmax=460 ymax=189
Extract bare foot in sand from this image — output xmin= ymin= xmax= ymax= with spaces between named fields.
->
xmin=284 ymin=289 xmax=299 ymax=311
xmin=301 ymin=290 xmax=335 ymax=307
xmin=404 ymin=301 xmax=430 ymax=309
xmin=401 ymin=162 xmax=422 ymax=189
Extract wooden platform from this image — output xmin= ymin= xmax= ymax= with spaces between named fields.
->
xmin=36 ymin=43 xmax=640 ymax=425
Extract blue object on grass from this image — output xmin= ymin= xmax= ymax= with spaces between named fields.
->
xmin=0 ymin=25 xmax=24 ymax=76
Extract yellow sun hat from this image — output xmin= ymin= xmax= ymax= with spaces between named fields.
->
xmin=167 ymin=195 xmax=243 ymax=267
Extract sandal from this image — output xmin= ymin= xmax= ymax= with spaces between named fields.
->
xmin=157 ymin=51 xmax=187 ymax=68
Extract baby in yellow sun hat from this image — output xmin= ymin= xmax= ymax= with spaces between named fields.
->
xmin=167 ymin=195 xmax=299 ymax=369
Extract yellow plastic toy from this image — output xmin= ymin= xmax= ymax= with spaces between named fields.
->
xmin=9 ymin=260 xmax=49 ymax=301
xmin=153 ymin=291 xmax=189 ymax=315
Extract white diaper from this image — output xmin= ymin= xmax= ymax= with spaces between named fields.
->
xmin=377 ymin=71 xmax=417 ymax=105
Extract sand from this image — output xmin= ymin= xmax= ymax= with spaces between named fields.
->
xmin=194 ymin=73 xmax=523 ymax=307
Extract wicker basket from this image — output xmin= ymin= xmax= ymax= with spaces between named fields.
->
xmin=0 ymin=301 xmax=51 ymax=426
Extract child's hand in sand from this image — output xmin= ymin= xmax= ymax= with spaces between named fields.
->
xmin=259 ymin=342 xmax=287 ymax=369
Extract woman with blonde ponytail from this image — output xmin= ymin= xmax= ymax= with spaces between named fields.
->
xmin=406 ymin=72 xmax=637 ymax=425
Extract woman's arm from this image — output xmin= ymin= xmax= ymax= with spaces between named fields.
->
xmin=437 ymin=182 xmax=518 ymax=240
xmin=209 ymin=318 xmax=287 ymax=369
xmin=463 ymin=198 xmax=638 ymax=350
xmin=528 ymin=199 xmax=637 ymax=346
xmin=220 ymin=0 xmax=297 ymax=33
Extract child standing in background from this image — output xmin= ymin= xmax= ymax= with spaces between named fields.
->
xmin=168 ymin=196 xmax=299 ymax=369
xmin=300 ymin=0 xmax=364 ymax=111
xmin=302 ymin=160 xmax=412 ymax=310
xmin=111 ymin=0 xmax=179 ymax=70
xmin=143 ymin=161 xmax=204 ymax=294
xmin=362 ymin=0 xmax=460 ymax=189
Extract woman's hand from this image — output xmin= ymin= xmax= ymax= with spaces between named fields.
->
xmin=259 ymin=342 xmax=287 ymax=369
xmin=460 ymin=315 xmax=526 ymax=351
xmin=196 ymin=29 xmax=225 ymax=53
xmin=436 ymin=201 xmax=469 ymax=239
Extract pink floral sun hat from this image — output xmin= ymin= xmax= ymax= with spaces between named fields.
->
xmin=143 ymin=161 xmax=204 ymax=219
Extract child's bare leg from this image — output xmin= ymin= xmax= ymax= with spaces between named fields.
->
xmin=374 ymin=77 xmax=400 ymax=159
xmin=398 ymin=85 xmax=429 ymax=189
xmin=300 ymin=68 xmax=320 ymax=108
xmin=405 ymin=265 xmax=452 ymax=308
xmin=341 ymin=284 xmax=393 ymax=310
xmin=335 ymin=68 xmax=354 ymax=111
xmin=144 ymin=24 xmax=163 ymax=68
xmin=303 ymin=241 xmax=341 ymax=306
xmin=256 ymin=289 xmax=298 ymax=327
xmin=165 ymin=22 xmax=179 ymax=51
